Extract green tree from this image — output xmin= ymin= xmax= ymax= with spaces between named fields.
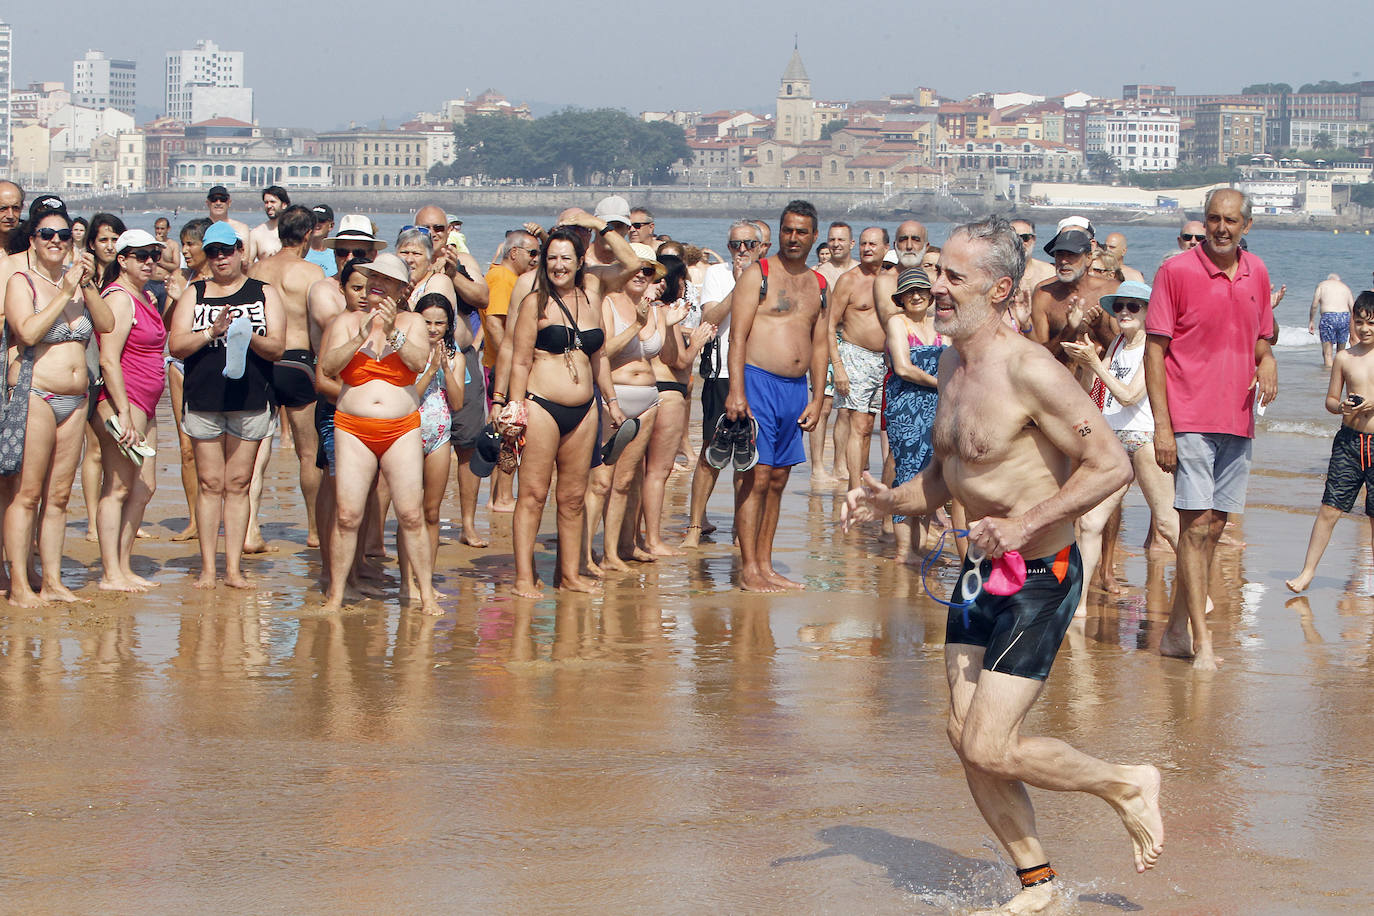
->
xmin=1241 ymin=83 xmax=1293 ymax=95
xmin=1087 ymin=152 xmax=1119 ymax=183
xmin=1351 ymin=183 xmax=1374 ymax=208
xmin=820 ymin=119 xmax=849 ymax=140
xmin=1313 ymin=131 xmax=1334 ymax=150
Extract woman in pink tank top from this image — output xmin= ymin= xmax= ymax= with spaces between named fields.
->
xmin=94 ymin=229 xmax=168 ymax=592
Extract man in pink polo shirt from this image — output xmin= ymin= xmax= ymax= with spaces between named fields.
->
xmin=1144 ymin=188 xmax=1277 ymax=671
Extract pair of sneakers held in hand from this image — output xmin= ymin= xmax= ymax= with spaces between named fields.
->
xmin=706 ymin=415 xmax=759 ymax=473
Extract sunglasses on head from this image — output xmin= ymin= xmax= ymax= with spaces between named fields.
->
xmin=203 ymin=244 xmax=237 ymax=258
xmin=1111 ymin=300 xmax=1145 ymax=314
xmin=35 ymin=227 xmax=72 ymax=242
xmin=727 ymin=239 xmax=759 ymax=251
xmin=123 ymin=248 xmax=161 ymax=262
xmin=335 ymin=247 xmax=371 ymax=260
xmin=207 ymin=194 xmax=229 ymax=203
xmin=1180 ymin=233 xmax=1205 ymax=242
xmin=1018 ymin=233 xmax=1035 ymax=242
xmin=400 ymin=225 xmax=432 ymax=236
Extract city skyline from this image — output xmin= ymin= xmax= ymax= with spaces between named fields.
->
xmin=3 ymin=3 xmax=1372 ymax=129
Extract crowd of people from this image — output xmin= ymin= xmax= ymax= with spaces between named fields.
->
xmin=7 ymin=170 xmax=1352 ymax=909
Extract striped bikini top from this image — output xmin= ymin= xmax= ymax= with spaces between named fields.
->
xmin=19 ymin=271 xmax=93 ymax=344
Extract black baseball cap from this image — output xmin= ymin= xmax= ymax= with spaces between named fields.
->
xmin=207 ymin=185 xmax=230 ymax=198
xmin=1044 ymin=229 xmax=1093 ymax=256
xmin=312 ymin=204 xmax=335 ymax=223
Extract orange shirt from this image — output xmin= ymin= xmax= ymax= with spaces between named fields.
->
xmin=482 ymin=263 xmax=519 ymax=369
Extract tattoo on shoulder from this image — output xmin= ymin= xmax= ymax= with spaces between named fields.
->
xmin=1073 ymin=419 xmax=1092 ymax=438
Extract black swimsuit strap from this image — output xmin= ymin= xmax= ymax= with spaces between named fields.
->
xmin=548 ymin=289 xmax=581 ymax=353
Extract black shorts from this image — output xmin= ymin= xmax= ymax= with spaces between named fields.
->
xmin=314 ymin=398 xmax=336 ymax=475
xmin=700 ymin=377 xmax=731 ymax=441
xmin=946 ymin=544 xmax=1082 ymax=681
xmin=449 ymin=346 xmax=486 ymax=449
xmin=1321 ymin=425 xmax=1374 ymax=516
xmin=273 ymin=349 xmax=317 ymax=409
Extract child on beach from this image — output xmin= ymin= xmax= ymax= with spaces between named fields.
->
xmin=1287 ymin=292 xmax=1374 ymax=592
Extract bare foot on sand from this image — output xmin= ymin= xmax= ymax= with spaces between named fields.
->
xmin=512 ymin=579 xmax=544 ymax=598
xmin=558 ymin=576 xmax=599 ymax=594
xmin=306 ymin=532 xmax=320 ymax=549
xmin=647 ymin=541 xmax=684 ymax=557
xmin=1158 ymin=629 xmax=1193 ymax=659
xmin=810 ymin=471 xmax=839 ymax=488
xmin=40 ymin=584 xmax=88 ymax=604
xmin=242 ymin=541 xmax=278 ymax=555
xmin=583 ymin=559 xmax=606 ymax=579
xmin=193 ymin=574 xmax=217 ymax=590
xmin=99 ymin=577 xmax=147 ymax=593
xmin=971 ymin=881 xmax=1055 ymax=915
xmin=319 ymin=597 xmax=345 ymax=614
xmin=135 ymin=527 xmax=154 ymax=540
xmin=7 ymin=589 xmax=49 ymax=608
xmin=681 ymin=526 xmax=703 ymax=548
xmin=628 ymin=547 xmax=656 ymax=563
xmin=459 ymin=531 xmax=490 ymax=548
xmin=740 ymin=570 xmax=783 ymax=593
xmin=1285 ymin=571 xmax=1314 ymax=593
xmin=489 ymin=501 xmax=517 ymax=514
xmin=224 ymin=572 xmax=254 ymax=589
xmin=601 ymin=555 xmax=631 ymax=573
xmin=1191 ymin=648 xmax=1222 ymax=671
xmin=170 ymin=526 xmax=199 ymax=542
xmin=767 ymin=569 xmax=805 ymax=590
xmin=1113 ymin=764 xmax=1165 ymax=872
xmin=84 ymin=530 xmax=99 ymax=543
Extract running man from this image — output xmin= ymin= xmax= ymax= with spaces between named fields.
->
xmin=843 ymin=216 xmax=1163 ymax=913
xmin=725 ymin=200 xmax=829 ymax=591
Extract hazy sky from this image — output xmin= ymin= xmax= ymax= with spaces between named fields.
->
xmin=5 ymin=3 xmax=1371 ymax=128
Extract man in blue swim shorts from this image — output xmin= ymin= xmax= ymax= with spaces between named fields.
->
xmin=841 ymin=216 xmax=1164 ymax=913
xmin=1309 ymin=272 xmax=1354 ymax=368
xmin=726 ymin=200 xmax=829 ymax=592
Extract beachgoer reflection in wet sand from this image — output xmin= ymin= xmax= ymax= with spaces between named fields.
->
xmin=844 ymin=217 xmax=1163 ymax=913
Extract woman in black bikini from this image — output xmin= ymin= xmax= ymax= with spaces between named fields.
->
xmin=506 ymin=227 xmax=626 ymax=598
xmin=3 ymin=200 xmax=114 ymax=607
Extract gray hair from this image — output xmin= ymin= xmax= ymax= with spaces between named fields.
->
xmin=396 ymin=227 xmax=433 ymax=256
xmin=948 ymin=216 xmax=1025 ymax=308
xmin=728 ymin=219 xmax=760 ymax=241
xmin=1204 ymin=187 xmax=1253 ymax=223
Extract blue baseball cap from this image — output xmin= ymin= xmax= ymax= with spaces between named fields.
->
xmin=203 ymin=222 xmax=241 ymax=247
xmin=1100 ymin=280 xmax=1152 ymax=311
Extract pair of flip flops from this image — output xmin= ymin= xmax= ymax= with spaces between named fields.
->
xmin=601 ymin=417 xmax=641 ymax=465
xmin=105 ymin=417 xmax=155 ymax=467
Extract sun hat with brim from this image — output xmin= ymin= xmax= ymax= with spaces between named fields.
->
xmin=1099 ymin=280 xmax=1153 ymax=312
xmin=601 ymin=416 xmax=641 ymax=465
xmin=630 ymin=242 xmax=665 ymax=279
xmin=202 ymin=222 xmax=241 ymax=247
xmin=115 ymin=229 xmax=165 ymax=254
xmin=355 ymin=252 xmax=410 ymax=285
xmin=894 ymin=267 xmax=932 ymax=298
xmin=324 ymin=214 xmax=387 ymax=250
xmin=1043 ymin=228 xmax=1093 ymax=257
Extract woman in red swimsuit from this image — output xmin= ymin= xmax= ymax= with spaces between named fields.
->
xmin=317 ymin=253 xmax=440 ymax=615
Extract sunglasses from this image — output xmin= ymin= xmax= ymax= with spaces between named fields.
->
xmin=123 ymin=248 xmax=161 ymax=262
xmin=630 ymin=221 xmax=652 ymax=229
xmin=1018 ymin=233 xmax=1035 ymax=242
xmin=203 ymin=244 xmax=237 ymax=258
xmin=727 ymin=239 xmax=760 ymax=251
xmin=517 ymin=247 xmax=540 ymax=256
xmin=1180 ymin=233 xmax=1205 ymax=242
xmin=636 ymin=266 xmax=657 ymax=278
xmin=400 ymin=225 xmax=433 ymax=235
xmin=35 ymin=227 xmax=73 ymax=242
xmin=1111 ymin=300 xmax=1145 ymax=314
xmin=207 ymin=194 xmax=229 ymax=203
xmin=897 ymin=235 xmax=924 ymax=243
xmin=335 ymin=247 xmax=372 ymax=260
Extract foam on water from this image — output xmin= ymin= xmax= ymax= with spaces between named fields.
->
xmin=1259 ymin=419 xmax=1332 ymax=438
xmin=1274 ymin=325 xmax=1319 ymax=349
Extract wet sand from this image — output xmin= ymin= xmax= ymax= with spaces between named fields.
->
xmin=3 ymin=346 xmax=1374 ymax=913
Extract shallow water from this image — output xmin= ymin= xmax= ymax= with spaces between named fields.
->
xmin=7 ymin=211 xmax=1374 ymax=912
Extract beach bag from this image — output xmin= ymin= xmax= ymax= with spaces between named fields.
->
xmin=0 ymin=325 xmax=34 ymax=476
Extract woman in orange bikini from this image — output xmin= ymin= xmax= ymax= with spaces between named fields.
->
xmin=317 ymin=252 xmax=440 ymax=615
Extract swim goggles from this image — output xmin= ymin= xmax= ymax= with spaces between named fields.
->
xmin=919 ymin=528 xmax=1027 ymax=628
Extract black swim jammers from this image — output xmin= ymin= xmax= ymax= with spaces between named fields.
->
xmin=946 ymin=544 xmax=1082 ymax=681
xmin=1321 ymin=425 xmax=1374 ymax=517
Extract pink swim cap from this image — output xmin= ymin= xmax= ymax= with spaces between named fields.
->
xmin=984 ymin=551 xmax=1027 ymax=596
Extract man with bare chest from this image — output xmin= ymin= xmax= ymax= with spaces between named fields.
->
xmin=1031 ymin=226 xmax=1116 ymax=354
xmin=726 ymin=201 xmax=829 ymax=592
xmin=249 ymin=205 xmax=326 ymax=546
xmin=830 ymin=226 xmax=890 ymax=489
xmin=842 ymin=217 xmax=1163 ymax=913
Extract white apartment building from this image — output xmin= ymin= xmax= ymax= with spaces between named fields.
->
xmin=0 ymin=20 xmax=12 ymax=173
xmin=165 ymin=40 xmax=247 ymax=123
xmin=73 ymin=50 xmax=136 ymax=116
xmin=1091 ymin=107 xmax=1180 ymax=172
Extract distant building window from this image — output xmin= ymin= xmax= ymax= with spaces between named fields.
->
xmin=363 ymin=174 xmax=369 ymax=186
